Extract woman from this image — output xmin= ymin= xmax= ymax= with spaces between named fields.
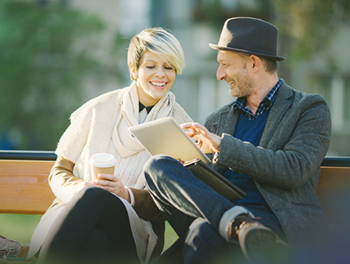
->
xmin=26 ymin=27 xmax=192 ymax=264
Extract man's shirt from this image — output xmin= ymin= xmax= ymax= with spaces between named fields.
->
xmin=233 ymin=78 xmax=281 ymax=120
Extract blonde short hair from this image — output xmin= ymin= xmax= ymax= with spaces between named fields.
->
xmin=127 ymin=28 xmax=185 ymax=81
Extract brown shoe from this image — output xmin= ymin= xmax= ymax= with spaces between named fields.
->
xmin=236 ymin=220 xmax=288 ymax=263
xmin=227 ymin=213 xmax=253 ymax=241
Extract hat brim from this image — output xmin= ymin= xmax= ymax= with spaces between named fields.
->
xmin=209 ymin=43 xmax=285 ymax=62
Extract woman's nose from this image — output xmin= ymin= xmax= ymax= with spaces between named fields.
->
xmin=155 ymin=68 xmax=165 ymax=78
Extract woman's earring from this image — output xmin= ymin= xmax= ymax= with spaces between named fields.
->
xmin=132 ymin=73 xmax=137 ymax=80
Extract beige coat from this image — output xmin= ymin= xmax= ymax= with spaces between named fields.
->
xmin=27 ymin=83 xmax=192 ymax=263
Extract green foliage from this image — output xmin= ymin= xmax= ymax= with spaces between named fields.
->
xmin=192 ymin=0 xmax=350 ymax=65
xmin=0 ymin=214 xmax=42 ymax=244
xmin=273 ymin=0 xmax=350 ymax=63
xmin=192 ymin=0 xmax=271 ymax=27
xmin=0 ymin=0 xmax=106 ymax=150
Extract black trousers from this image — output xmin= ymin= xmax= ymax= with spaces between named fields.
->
xmin=37 ymin=187 xmax=139 ymax=264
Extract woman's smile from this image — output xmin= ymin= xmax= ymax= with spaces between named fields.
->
xmin=150 ymin=81 xmax=168 ymax=89
xmin=135 ymin=51 xmax=176 ymax=107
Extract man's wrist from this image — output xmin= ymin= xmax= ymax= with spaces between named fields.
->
xmin=212 ymin=135 xmax=222 ymax=152
xmin=213 ymin=152 xmax=220 ymax=164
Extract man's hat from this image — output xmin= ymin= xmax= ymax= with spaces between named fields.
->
xmin=209 ymin=17 xmax=285 ymax=61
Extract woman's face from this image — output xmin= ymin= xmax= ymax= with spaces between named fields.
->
xmin=134 ymin=51 xmax=176 ymax=107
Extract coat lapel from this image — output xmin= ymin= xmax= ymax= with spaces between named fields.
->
xmin=259 ymin=80 xmax=293 ymax=148
xmin=215 ymin=103 xmax=240 ymax=137
xmin=211 ymin=80 xmax=293 ymax=146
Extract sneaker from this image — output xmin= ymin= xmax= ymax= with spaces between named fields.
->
xmin=236 ymin=220 xmax=288 ymax=263
xmin=0 ymin=235 xmax=23 ymax=258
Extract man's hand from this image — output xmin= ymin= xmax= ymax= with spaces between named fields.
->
xmin=93 ymin=174 xmax=130 ymax=202
xmin=180 ymin=122 xmax=221 ymax=153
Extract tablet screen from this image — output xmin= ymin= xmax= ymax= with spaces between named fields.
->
xmin=129 ymin=117 xmax=211 ymax=164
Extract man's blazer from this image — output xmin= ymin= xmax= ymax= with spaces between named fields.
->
xmin=205 ymin=79 xmax=331 ymax=245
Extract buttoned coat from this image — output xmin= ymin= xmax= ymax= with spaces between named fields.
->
xmin=205 ymin=79 xmax=331 ymax=245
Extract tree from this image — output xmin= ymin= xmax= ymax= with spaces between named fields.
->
xmin=0 ymin=0 xmax=106 ymax=150
xmin=272 ymin=0 xmax=350 ymax=63
xmin=191 ymin=0 xmax=350 ymax=64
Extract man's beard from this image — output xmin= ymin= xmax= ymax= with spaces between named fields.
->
xmin=229 ymin=71 xmax=254 ymax=98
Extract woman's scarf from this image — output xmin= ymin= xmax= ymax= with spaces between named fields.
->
xmin=112 ymin=82 xmax=175 ymax=158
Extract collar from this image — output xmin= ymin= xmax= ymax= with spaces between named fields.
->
xmin=233 ymin=78 xmax=281 ymax=118
xmin=139 ymin=102 xmax=154 ymax=114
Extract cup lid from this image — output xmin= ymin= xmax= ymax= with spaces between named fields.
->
xmin=89 ymin=153 xmax=117 ymax=167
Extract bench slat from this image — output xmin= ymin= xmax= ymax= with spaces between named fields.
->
xmin=1 ymin=159 xmax=349 ymax=226
xmin=0 ymin=160 xmax=55 ymax=215
xmin=317 ymin=166 xmax=350 ymax=225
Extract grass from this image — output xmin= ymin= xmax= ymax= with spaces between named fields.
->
xmin=163 ymin=221 xmax=179 ymax=251
xmin=0 ymin=214 xmax=178 ymax=251
xmin=0 ymin=214 xmax=42 ymax=245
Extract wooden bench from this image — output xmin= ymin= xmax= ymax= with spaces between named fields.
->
xmin=1 ymin=151 xmax=349 ymax=218
xmin=0 ymin=151 xmax=57 ymax=215
xmin=0 ymin=151 xmax=350 ymax=260
xmin=316 ymin=157 xmax=350 ymax=226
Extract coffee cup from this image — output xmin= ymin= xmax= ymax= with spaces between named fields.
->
xmin=89 ymin=153 xmax=117 ymax=181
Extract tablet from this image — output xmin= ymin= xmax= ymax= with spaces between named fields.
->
xmin=185 ymin=159 xmax=246 ymax=201
xmin=128 ymin=117 xmax=211 ymax=164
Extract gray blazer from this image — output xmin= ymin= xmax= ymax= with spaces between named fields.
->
xmin=205 ymin=79 xmax=331 ymax=245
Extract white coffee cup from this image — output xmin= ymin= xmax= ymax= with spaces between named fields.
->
xmin=89 ymin=153 xmax=117 ymax=181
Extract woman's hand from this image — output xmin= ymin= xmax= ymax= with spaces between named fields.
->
xmin=74 ymin=181 xmax=96 ymax=195
xmin=180 ymin=122 xmax=222 ymax=153
xmin=93 ymin=174 xmax=130 ymax=202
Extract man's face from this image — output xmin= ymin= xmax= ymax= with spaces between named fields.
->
xmin=216 ymin=50 xmax=255 ymax=98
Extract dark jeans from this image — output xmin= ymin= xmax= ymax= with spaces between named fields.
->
xmin=37 ymin=187 xmax=139 ymax=264
xmin=144 ymin=155 xmax=284 ymax=264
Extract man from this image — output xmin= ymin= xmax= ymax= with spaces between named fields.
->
xmin=144 ymin=17 xmax=331 ymax=264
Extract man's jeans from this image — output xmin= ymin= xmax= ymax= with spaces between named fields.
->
xmin=144 ymin=155 xmax=284 ymax=264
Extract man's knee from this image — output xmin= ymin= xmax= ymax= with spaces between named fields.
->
xmin=144 ymin=154 xmax=171 ymax=171
xmin=144 ymin=155 xmax=173 ymax=182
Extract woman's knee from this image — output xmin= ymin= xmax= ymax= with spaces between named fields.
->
xmin=72 ymin=187 xmax=128 ymax=222
xmin=75 ymin=186 xmax=112 ymax=205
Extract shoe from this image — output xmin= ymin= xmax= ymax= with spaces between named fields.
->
xmin=236 ymin=220 xmax=288 ymax=263
xmin=0 ymin=235 xmax=23 ymax=258
xmin=227 ymin=213 xmax=253 ymax=241
xmin=219 ymin=206 xmax=255 ymax=242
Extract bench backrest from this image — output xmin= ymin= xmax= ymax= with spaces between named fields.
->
xmin=316 ymin=166 xmax=350 ymax=225
xmin=0 ymin=160 xmax=55 ymax=214
xmin=0 ymin=157 xmax=349 ymax=225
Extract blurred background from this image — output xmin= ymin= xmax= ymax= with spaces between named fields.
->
xmin=0 ymin=0 xmax=349 ymax=156
xmin=0 ymin=0 xmax=349 ymax=253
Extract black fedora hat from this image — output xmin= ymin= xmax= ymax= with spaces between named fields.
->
xmin=209 ymin=17 xmax=285 ymax=61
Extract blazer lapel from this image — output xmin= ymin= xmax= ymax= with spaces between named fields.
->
xmin=215 ymin=104 xmax=240 ymax=137
xmin=259 ymin=80 xmax=293 ymax=148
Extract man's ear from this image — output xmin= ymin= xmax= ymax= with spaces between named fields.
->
xmin=249 ymin=55 xmax=262 ymax=72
